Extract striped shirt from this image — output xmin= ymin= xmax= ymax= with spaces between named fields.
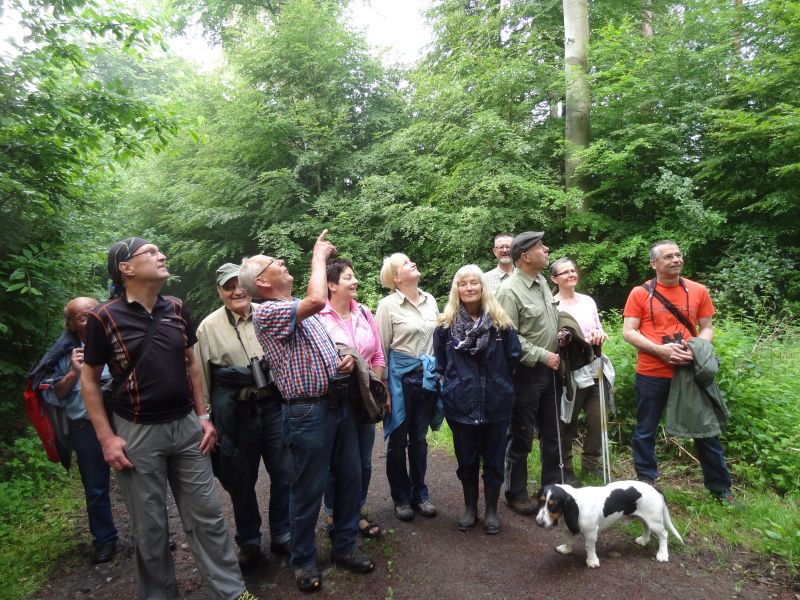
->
xmin=253 ymin=298 xmax=339 ymax=399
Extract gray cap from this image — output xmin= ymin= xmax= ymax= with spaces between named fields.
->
xmin=511 ymin=231 xmax=544 ymax=261
xmin=216 ymin=263 xmax=240 ymax=287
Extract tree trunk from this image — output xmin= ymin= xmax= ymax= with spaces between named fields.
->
xmin=642 ymin=0 xmax=654 ymax=37
xmin=563 ymin=0 xmax=591 ymax=230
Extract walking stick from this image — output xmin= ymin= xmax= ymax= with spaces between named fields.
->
xmin=596 ymin=345 xmax=612 ymax=484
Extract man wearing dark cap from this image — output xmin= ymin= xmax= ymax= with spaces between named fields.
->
xmin=496 ymin=231 xmax=564 ymax=515
xmin=80 ymin=238 xmax=252 ymax=600
xmin=193 ymin=263 xmax=292 ymax=570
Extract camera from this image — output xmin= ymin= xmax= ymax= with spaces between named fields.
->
xmin=328 ymin=373 xmax=352 ymax=409
xmin=661 ymin=332 xmax=684 ymax=345
xmin=249 ymin=356 xmax=272 ymax=390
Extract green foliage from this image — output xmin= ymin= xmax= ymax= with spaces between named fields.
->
xmin=0 ymin=0 xmax=178 ymax=439
xmin=0 ymin=432 xmax=84 ymax=600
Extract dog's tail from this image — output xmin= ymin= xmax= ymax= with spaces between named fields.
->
xmin=663 ymin=504 xmax=684 ymax=545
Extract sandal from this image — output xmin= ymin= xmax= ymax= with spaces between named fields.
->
xmin=358 ymin=516 xmax=382 ymax=538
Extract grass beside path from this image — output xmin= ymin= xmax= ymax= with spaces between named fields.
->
xmin=0 ymin=432 xmax=87 ymax=600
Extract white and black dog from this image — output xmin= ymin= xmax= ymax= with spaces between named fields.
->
xmin=535 ymin=481 xmax=683 ymax=568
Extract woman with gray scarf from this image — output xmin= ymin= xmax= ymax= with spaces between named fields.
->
xmin=433 ymin=265 xmax=521 ymax=535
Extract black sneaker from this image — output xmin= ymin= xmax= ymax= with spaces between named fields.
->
xmin=238 ymin=544 xmax=262 ymax=570
xmin=712 ymin=489 xmax=737 ymax=508
xmin=91 ymin=541 xmax=116 ymax=564
xmin=636 ymin=475 xmax=664 ymax=494
xmin=331 ymin=548 xmax=375 ymax=573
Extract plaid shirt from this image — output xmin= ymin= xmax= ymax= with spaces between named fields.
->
xmin=253 ymin=299 xmax=339 ymax=399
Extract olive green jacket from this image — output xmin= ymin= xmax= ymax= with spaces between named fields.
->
xmin=666 ymin=337 xmax=730 ymax=438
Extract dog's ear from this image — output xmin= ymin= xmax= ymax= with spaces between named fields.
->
xmin=563 ymin=492 xmax=581 ymax=535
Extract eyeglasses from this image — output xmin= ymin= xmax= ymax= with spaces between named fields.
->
xmin=552 ymin=268 xmax=578 ymax=277
xmin=256 ymin=259 xmax=276 ymax=279
xmin=221 ymin=279 xmax=240 ymax=292
xmin=494 ymin=245 xmax=511 ymax=251
xmin=129 ymin=246 xmax=161 ymax=259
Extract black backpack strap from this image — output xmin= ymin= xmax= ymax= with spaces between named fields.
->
xmin=642 ymin=278 xmax=698 ymax=337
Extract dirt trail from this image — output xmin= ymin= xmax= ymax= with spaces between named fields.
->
xmin=39 ymin=440 xmax=796 ymax=600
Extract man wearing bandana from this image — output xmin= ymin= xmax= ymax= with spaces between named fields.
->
xmin=80 ymin=238 xmax=252 ymax=600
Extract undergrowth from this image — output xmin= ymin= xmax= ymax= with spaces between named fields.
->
xmin=0 ymin=430 xmax=85 ymax=600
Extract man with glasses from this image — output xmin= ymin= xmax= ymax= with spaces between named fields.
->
xmin=483 ymin=232 xmax=515 ymax=295
xmin=496 ymin=231 xmax=565 ymax=515
xmin=623 ymin=240 xmax=734 ymax=505
xmin=193 ymin=263 xmax=293 ymax=570
xmin=80 ymin=237 xmax=252 ymax=600
xmin=35 ymin=297 xmax=117 ymax=564
xmin=238 ymin=230 xmax=374 ymax=593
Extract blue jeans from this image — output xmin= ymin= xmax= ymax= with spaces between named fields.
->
xmin=385 ymin=378 xmax=437 ymax=507
xmin=228 ymin=399 xmax=292 ymax=548
xmin=448 ymin=419 xmax=509 ymax=488
xmin=282 ymin=398 xmax=361 ymax=569
xmin=633 ymin=374 xmax=732 ymax=493
xmin=69 ymin=418 xmax=117 ymax=547
xmin=323 ymin=422 xmax=376 ymax=516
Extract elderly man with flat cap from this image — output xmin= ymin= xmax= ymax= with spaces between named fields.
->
xmin=80 ymin=238 xmax=252 ymax=600
xmin=193 ymin=263 xmax=292 ymax=570
xmin=496 ymin=231 xmax=569 ymax=515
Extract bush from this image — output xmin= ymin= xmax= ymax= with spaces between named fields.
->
xmin=601 ymin=312 xmax=800 ymax=494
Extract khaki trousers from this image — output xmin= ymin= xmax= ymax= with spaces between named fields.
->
xmin=114 ymin=412 xmax=244 ymax=600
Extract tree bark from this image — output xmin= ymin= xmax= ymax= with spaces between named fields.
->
xmin=642 ymin=0 xmax=654 ymax=37
xmin=563 ymin=0 xmax=591 ymax=224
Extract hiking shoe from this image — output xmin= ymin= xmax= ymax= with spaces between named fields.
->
xmin=636 ymin=475 xmax=664 ymax=494
xmin=270 ymin=540 xmax=291 ymax=557
xmin=331 ymin=548 xmax=375 ymax=573
xmin=505 ymin=496 xmax=537 ymax=516
xmin=395 ymin=504 xmax=415 ymax=521
xmin=562 ymin=473 xmax=582 ymax=487
xmin=712 ymin=489 xmax=737 ymax=507
xmin=92 ymin=541 xmax=116 ymax=564
xmin=238 ymin=544 xmax=262 ymax=571
xmin=294 ymin=566 xmax=321 ymax=593
xmin=413 ymin=500 xmax=438 ymax=518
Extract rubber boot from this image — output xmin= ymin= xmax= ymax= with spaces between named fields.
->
xmin=458 ymin=481 xmax=479 ymax=531
xmin=483 ymin=486 xmax=501 ymax=535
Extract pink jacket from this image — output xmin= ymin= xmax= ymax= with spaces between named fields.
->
xmin=319 ymin=300 xmax=386 ymax=369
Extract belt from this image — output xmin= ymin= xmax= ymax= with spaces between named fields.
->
xmin=282 ymin=395 xmax=328 ymax=406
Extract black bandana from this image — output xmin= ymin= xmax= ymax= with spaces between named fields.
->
xmin=107 ymin=237 xmax=148 ymax=298
xmin=451 ymin=304 xmax=492 ymax=355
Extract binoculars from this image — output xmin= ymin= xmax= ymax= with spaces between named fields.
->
xmin=661 ymin=332 xmax=684 ymax=345
xmin=249 ymin=356 xmax=273 ymax=390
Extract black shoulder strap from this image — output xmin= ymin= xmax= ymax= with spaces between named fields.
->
xmin=642 ymin=278 xmax=697 ymax=337
xmin=108 ymin=307 xmax=163 ymax=400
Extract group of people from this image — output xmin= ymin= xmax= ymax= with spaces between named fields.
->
xmin=34 ymin=229 xmax=735 ymax=599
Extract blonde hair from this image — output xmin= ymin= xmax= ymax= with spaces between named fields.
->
xmin=380 ymin=253 xmax=409 ymax=290
xmin=438 ymin=265 xmax=514 ymax=330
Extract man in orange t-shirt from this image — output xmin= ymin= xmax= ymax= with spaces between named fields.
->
xmin=623 ymin=240 xmax=733 ymax=504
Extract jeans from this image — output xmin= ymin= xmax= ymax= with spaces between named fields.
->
xmin=385 ymin=377 xmax=437 ymax=507
xmin=505 ymin=363 xmax=563 ymax=501
xmin=562 ymin=382 xmax=605 ymax=474
xmin=633 ymin=374 xmax=732 ymax=493
xmin=323 ymin=422 xmax=376 ymax=516
xmin=69 ymin=418 xmax=117 ymax=547
xmin=228 ymin=399 xmax=292 ymax=548
xmin=282 ymin=398 xmax=361 ymax=569
xmin=448 ymin=419 xmax=509 ymax=488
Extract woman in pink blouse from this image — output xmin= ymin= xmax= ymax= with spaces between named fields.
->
xmin=319 ymin=259 xmax=385 ymax=538
xmin=550 ymin=257 xmax=609 ymax=481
